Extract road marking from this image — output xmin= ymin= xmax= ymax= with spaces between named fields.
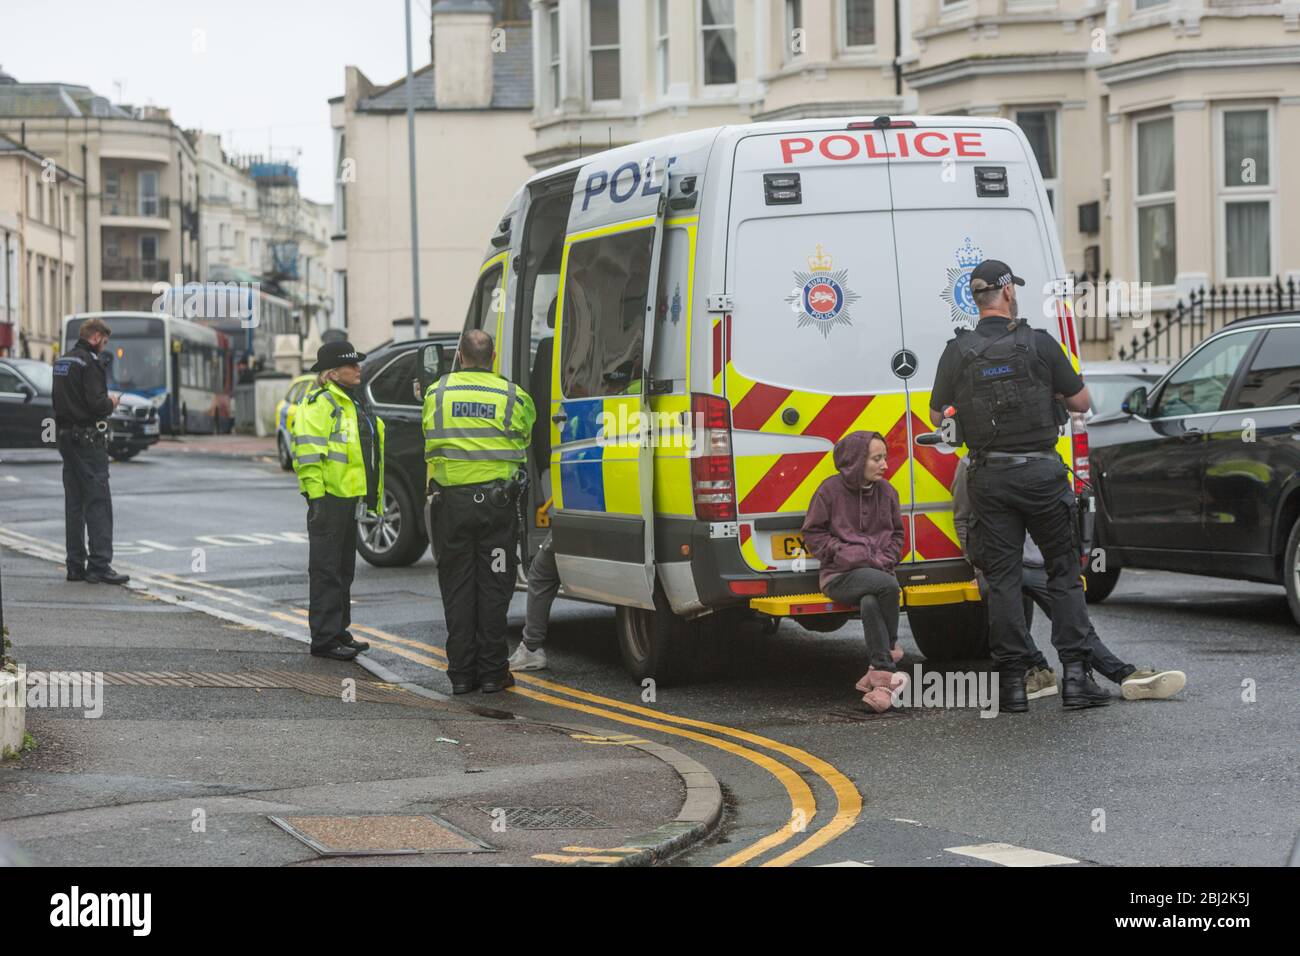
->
xmin=0 ymin=526 xmax=859 ymax=868
xmin=561 ymin=846 xmax=639 ymax=854
xmin=816 ymin=860 xmax=874 ymax=867
xmin=532 ymin=853 xmax=626 ymax=865
xmin=944 ymin=843 xmax=1078 ymax=867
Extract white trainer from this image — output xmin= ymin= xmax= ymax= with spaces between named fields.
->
xmin=508 ymin=642 xmax=548 ymax=671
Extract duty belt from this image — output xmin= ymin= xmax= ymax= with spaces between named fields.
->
xmin=979 ymin=449 xmax=1058 ymax=466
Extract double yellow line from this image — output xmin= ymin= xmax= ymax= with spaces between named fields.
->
xmin=0 ymin=527 xmax=861 ymax=867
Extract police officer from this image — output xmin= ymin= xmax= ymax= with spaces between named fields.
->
xmin=53 ymin=317 xmax=128 ymax=586
xmin=424 ymin=329 xmax=536 ymax=694
xmin=292 ymin=341 xmax=385 ymax=661
xmin=929 ymin=259 xmax=1105 ymax=713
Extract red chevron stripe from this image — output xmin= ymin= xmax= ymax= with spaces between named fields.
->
xmin=909 ymin=411 xmax=960 ymax=490
xmin=739 ymin=523 xmax=751 ymax=545
xmin=802 ymin=394 xmax=874 ymax=441
xmin=732 ymin=382 xmax=793 ymax=431
xmin=914 ymin=512 xmax=962 ymax=559
xmin=712 ymin=319 xmax=723 ymax=380
xmin=739 ymin=451 xmax=825 ymax=514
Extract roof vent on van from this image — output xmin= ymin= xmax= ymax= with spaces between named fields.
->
xmin=763 ymin=172 xmax=801 ymax=206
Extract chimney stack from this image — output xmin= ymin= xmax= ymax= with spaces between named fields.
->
xmin=432 ymin=0 xmax=494 ymax=110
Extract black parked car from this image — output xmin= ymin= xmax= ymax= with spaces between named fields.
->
xmin=1086 ymin=313 xmax=1300 ymax=625
xmin=0 ymin=357 xmax=159 ymax=459
xmin=353 ymin=335 xmax=460 ymax=567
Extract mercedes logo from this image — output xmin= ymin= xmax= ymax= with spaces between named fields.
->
xmin=891 ymin=349 xmax=918 ymax=379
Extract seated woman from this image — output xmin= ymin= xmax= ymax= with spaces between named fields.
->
xmin=802 ymin=430 xmax=908 ymax=712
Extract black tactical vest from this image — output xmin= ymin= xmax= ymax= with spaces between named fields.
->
xmin=950 ymin=320 xmax=1062 ymax=452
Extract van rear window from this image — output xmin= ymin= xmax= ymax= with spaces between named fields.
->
xmin=560 ymin=227 xmax=653 ymax=398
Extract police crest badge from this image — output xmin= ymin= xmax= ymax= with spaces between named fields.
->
xmin=786 ymin=244 xmax=860 ymax=339
xmin=941 ymin=236 xmax=983 ymax=327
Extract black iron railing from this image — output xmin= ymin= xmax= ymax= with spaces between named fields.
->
xmin=1120 ymin=276 xmax=1299 ymax=362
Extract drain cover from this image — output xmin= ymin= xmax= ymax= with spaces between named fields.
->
xmin=269 ymin=814 xmax=493 ymax=856
xmin=476 ymin=806 xmax=611 ymax=830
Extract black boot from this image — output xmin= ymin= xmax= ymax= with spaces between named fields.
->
xmin=999 ymin=670 xmax=1028 ymax=713
xmin=1062 ymin=662 xmax=1110 ymax=709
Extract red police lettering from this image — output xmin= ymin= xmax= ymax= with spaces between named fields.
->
xmin=863 ymin=134 xmax=895 ymax=159
xmin=913 ymin=131 xmax=950 ymax=157
xmin=780 ymin=137 xmax=814 ymax=164
xmin=819 ymin=134 xmax=859 ymax=161
xmin=954 ymin=132 xmax=986 ymax=157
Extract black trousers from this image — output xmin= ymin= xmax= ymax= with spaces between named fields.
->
xmin=1022 ymin=566 xmax=1134 ymax=684
xmin=307 ymin=494 xmax=358 ymax=651
xmin=58 ymin=430 xmax=114 ymax=574
xmin=968 ymin=455 xmax=1091 ymax=675
xmin=433 ymin=484 xmax=518 ymax=686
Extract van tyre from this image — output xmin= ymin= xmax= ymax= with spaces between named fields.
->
xmin=907 ymin=603 xmax=990 ymax=661
xmin=1082 ymin=566 xmax=1121 ymax=604
xmin=615 ymin=585 xmax=701 ymax=685
xmin=1284 ymin=516 xmax=1300 ymax=629
xmin=356 ymin=472 xmax=428 ymax=568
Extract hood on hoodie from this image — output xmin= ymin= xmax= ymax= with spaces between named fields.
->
xmin=833 ymin=430 xmax=885 ymax=493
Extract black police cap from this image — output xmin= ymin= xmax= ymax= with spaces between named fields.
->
xmin=969 ymin=259 xmax=1025 ymax=292
xmin=310 ymin=341 xmax=366 ymax=373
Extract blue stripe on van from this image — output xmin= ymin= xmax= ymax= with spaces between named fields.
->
xmin=559 ymin=398 xmax=604 ymax=443
xmin=559 ymin=445 xmax=605 ymax=511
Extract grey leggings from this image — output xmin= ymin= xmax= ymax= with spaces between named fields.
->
xmin=824 ymin=567 xmax=900 ymax=671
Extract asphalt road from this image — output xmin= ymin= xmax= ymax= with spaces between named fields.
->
xmin=2 ymin=445 xmax=1296 ymax=867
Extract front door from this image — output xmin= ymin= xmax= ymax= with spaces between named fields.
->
xmin=1105 ymin=329 xmax=1259 ymax=554
xmin=550 ymin=166 xmax=668 ymax=609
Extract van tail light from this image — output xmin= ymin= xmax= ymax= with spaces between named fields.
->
xmin=691 ymin=392 xmax=736 ymax=521
xmin=1072 ymin=427 xmax=1090 ymax=493
xmin=847 ymin=119 xmax=916 ymax=129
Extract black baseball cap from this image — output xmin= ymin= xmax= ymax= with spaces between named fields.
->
xmin=310 ymin=341 xmax=366 ymax=372
xmin=970 ymin=259 xmax=1025 ymax=292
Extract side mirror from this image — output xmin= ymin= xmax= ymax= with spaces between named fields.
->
xmin=1120 ymin=386 xmax=1148 ymax=417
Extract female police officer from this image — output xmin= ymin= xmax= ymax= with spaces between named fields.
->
xmin=291 ymin=341 xmax=385 ymax=660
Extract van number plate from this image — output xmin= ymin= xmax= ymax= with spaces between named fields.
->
xmin=771 ymin=533 xmax=807 ymax=560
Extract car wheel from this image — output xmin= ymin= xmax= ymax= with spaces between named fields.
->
xmin=615 ymin=585 xmax=701 ymax=685
xmin=906 ymin=603 xmax=989 ymax=661
xmin=356 ymin=475 xmax=427 ymax=568
xmin=277 ymin=434 xmax=293 ymax=471
xmin=1082 ymin=566 xmax=1122 ymax=604
xmin=1284 ymin=516 xmax=1300 ymax=629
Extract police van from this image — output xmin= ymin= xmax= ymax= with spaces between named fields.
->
xmin=460 ymin=115 xmax=1086 ymax=681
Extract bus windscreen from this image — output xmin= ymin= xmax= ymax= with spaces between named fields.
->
xmin=105 ymin=338 xmax=167 ymax=393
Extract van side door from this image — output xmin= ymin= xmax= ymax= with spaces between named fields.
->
xmin=550 ymin=159 xmax=670 ymax=609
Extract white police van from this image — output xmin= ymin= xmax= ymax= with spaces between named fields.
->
xmin=461 ymin=116 xmax=1086 ymax=682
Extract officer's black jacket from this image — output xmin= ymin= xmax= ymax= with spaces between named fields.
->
xmin=53 ymin=339 xmax=115 ymax=428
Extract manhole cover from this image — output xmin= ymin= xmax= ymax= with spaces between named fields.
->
xmin=269 ymin=814 xmax=493 ymax=856
xmin=475 ymin=806 xmax=611 ymax=830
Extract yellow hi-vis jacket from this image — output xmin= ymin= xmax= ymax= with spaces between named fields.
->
xmin=423 ymin=369 xmax=536 ymax=487
xmin=292 ymin=380 xmax=386 ymax=509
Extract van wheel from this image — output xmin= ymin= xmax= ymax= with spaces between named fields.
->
xmin=357 ymin=475 xmax=427 ymax=568
xmin=907 ymin=603 xmax=989 ymax=661
xmin=1083 ymin=567 xmax=1122 ymax=604
xmin=1284 ymin=517 xmax=1300 ymax=629
xmin=615 ymin=586 xmax=700 ymax=685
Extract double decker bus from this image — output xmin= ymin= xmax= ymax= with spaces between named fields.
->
xmin=62 ymin=312 xmax=234 ymax=434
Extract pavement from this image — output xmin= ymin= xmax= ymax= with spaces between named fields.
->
xmin=0 ymin=547 xmax=720 ymax=866
xmin=153 ymin=433 xmax=278 ymax=460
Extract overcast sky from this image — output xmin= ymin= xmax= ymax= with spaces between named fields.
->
xmin=2 ymin=0 xmax=438 ymax=203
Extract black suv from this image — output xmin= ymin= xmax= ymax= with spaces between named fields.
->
xmin=1086 ymin=312 xmax=1300 ymax=625
xmin=353 ymin=335 xmax=459 ymax=567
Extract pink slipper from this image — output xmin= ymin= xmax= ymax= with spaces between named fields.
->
xmin=855 ymin=667 xmax=908 ymax=694
xmin=862 ymin=687 xmax=894 ymax=713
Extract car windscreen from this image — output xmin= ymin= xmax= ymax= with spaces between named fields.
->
xmin=105 ymin=337 xmax=167 ymax=393
xmin=1088 ymin=375 xmax=1155 ymax=416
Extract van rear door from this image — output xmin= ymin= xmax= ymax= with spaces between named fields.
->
xmin=724 ymin=129 xmax=912 ymax=573
xmin=881 ymin=121 xmax=1076 ymax=565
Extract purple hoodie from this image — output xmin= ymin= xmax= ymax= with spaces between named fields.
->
xmin=801 ymin=430 xmax=906 ymax=592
